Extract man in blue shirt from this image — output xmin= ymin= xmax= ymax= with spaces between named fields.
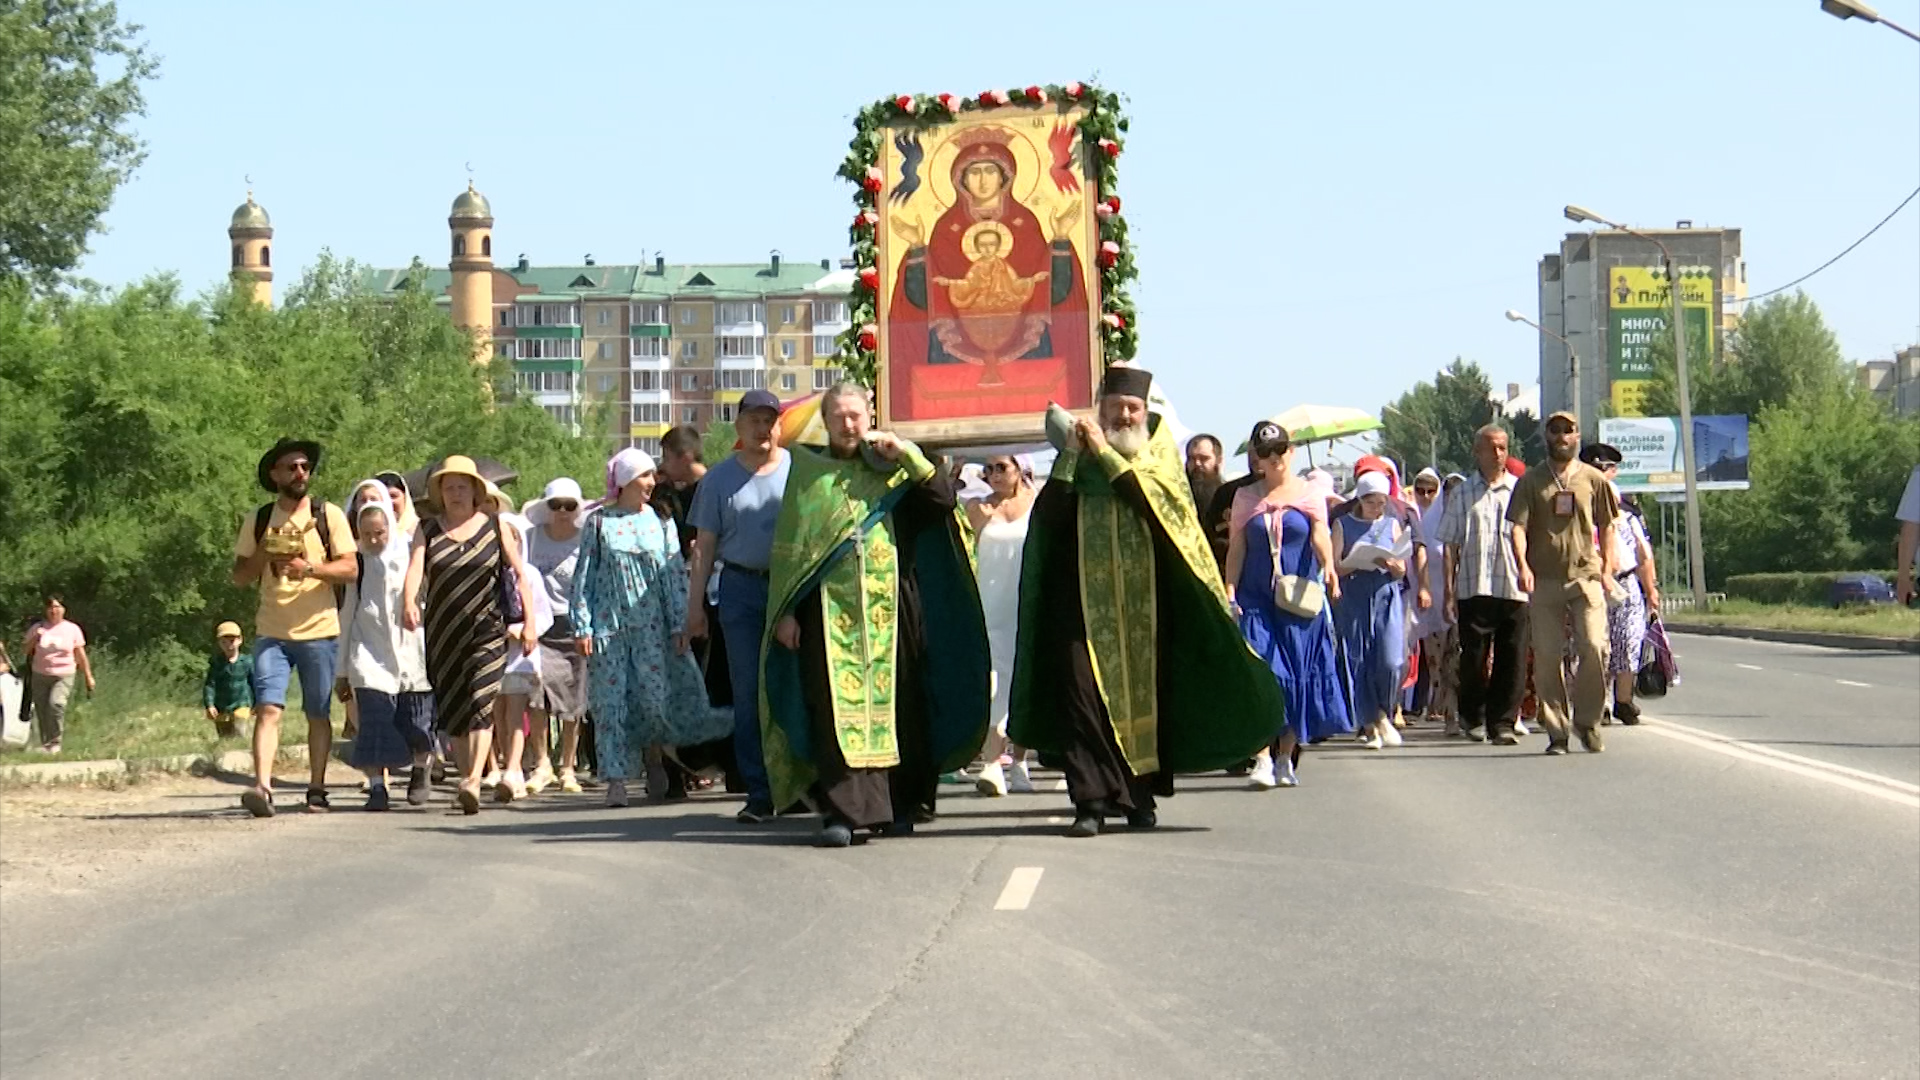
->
xmin=687 ymin=389 xmax=791 ymax=822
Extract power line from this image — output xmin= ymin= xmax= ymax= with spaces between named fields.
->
xmin=1742 ymin=185 xmax=1920 ymax=302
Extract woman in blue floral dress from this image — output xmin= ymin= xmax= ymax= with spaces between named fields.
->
xmin=572 ymin=449 xmax=733 ymax=807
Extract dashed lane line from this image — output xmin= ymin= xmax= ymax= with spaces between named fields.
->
xmin=994 ymin=867 xmax=1045 ymax=911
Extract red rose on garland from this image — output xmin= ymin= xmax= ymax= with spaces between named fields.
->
xmin=1064 ymin=81 xmax=1085 ymax=99
xmin=1024 ymin=85 xmax=1046 ymax=104
xmin=1097 ymin=138 xmax=1121 ymax=159
xmin=1095 ymin=196 xmax=1122 ymax=219
xmin=894 ymin=94 xmax=915 ymax=113
xmin=1102 ymin=313 xmax=1127 ymax=330
xmin=1098 ymin=240 xmax=1121 ymax=268
xmin=938 ymin=93 xmax=960 ymax=112
xmin=858 ymin=267 xmax=879 ymax=292
xmin=857 ymin=324 xmax=879 ymax=351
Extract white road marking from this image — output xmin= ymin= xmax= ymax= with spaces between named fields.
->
xmin=1837 ymin=679 xmax=1873 ymax=688
xmin=1736 ymin=663 xmax=1764 ymax=671
xmin=1053 ymin=779 xmax=1070 ymax=792
xmin=1642 ymin=717 xmax=1920 ymax=809
xmin=994 ymin=867 xmax=1045 ymax=911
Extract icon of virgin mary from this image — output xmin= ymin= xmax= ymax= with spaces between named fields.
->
xmin=885 ymin=125 xmax=1092 ymax=418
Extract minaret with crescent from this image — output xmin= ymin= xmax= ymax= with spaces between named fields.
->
xmin=449 ymin=179 xmax=495 ymax=364
xmin=228 ymin=189 xmax=273 ymax=306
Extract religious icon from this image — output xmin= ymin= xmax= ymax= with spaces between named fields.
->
xmin=875 ymin=109 xmax=1101 ymax=442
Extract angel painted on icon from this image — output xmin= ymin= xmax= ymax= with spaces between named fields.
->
xmin=876 ymin=111 xmax=1100 ymax=435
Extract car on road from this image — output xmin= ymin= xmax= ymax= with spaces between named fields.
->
xmin=1828 ymin=573 xmax=1896 ymax=607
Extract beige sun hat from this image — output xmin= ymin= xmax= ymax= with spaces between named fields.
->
xmin=428 ymin=455 xmax=488 ymax=507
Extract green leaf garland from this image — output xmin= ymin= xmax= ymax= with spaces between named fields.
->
xmin=835 ymin=80 xmax=1138 ymax=388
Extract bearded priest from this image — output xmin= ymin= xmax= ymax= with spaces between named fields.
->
xmin=759 ymin=382 xmax=991 ymax=848
xmin=1010 ymin=366 xmax=1284 ymax=838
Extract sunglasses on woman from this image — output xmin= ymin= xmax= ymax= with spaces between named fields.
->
xmin=549 ymin=500 xmax=579 ymax=512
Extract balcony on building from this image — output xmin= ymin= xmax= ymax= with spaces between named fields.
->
xmin=715 ymin=301 xmax=766 ymax=335
xmin=716 ymin=334 xmax=766 ymax=371
xmin=810 ymin=299 xmax=850 ymax=332
xmin=513 ymin=300 xmax=582 ymax=339
xmin=629 ymin=302 xmax=672 ymax=341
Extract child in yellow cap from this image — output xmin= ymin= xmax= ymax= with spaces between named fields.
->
xmin=204 ymin=621 xmax=255 ymax=739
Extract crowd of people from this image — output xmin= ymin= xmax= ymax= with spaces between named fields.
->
xmin=6 ymin=371 xmax=1703 ymax=844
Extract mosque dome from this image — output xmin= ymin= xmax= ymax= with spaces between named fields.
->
xmin=230 ymin=197 xmax=271 ymax=230
xmin=451 ymin=182 xmax=492 ymax=220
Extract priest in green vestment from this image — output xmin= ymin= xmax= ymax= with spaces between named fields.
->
xmin=1010 ymin=366 xmax=1284 ymax=838
xmin=760 ymin=382 xmax=991 ymax=847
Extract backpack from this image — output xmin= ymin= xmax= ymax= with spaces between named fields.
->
xmin=253 ymin=499 xmax=345 ymax=605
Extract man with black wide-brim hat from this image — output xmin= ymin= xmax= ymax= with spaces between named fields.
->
xmin=231 ymin=437 xmax=359 ymax=817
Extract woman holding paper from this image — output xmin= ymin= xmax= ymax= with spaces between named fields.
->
xmin=1333 ymin=471 xmax=1428 ymax=749
xmin=1224 ymin=423 xmax=1352 ymax=788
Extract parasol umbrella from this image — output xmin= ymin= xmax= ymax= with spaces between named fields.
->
xmin=402 ymin=456 xmax=519 ymax=503
xmin=1234 ymin=405 xmax=1381 ymax=454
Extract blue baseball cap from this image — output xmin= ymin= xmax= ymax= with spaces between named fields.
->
xmin=739 ymin=389 xmax=781 ymax=415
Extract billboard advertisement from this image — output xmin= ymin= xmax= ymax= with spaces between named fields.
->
xmin=1597 ymin=414 xmax=1750 ymax=493
xmin=1607 ymin=266 xmax=1712 ymax=417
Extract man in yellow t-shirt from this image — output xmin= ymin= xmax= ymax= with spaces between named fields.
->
xmin=231 ymin=438 xmax=358 ymax=817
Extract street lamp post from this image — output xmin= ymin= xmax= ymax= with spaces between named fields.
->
xmin=1564 ymin=204 xmax=1709 ymax=613
xmin=1820 ymin=0 xmax=1920 ymax=42
xmin=1381 ymin=403 xmax=1438 ymax=473
xmin=1504 ymin=309 xmax=1580 ymax=430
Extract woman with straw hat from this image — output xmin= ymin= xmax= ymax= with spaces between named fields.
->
xmin=403 ymin=455 xmax=540 ymax=814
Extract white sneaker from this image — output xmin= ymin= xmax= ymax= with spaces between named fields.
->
xmin=1514 ymin=719 xmax=1531 ymax=737
xmin=1380 ymin=720 xmax=1403 ymax=748
xmin=1248 ymin=756 xmax=1278 ymax=789
xmin=481 ymin=769 xmax=503 ymax=789
xmin=1007 ymin=759 xmax=1035 ymax=794
xmin=974 ymin=761 xmax=1007 ymax=797
xmin=1363 ymin=729 xmax=1385 ymax=750
xmin=1276 ymin=757 xmax=1299 ymax=787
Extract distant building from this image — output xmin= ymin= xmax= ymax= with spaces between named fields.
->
xmin=1858 ymin=345 xmax=1920 ymax=417
xmin=235 ymin=182 xmax=853 ymax=454
xmin=1495 ymin=381 xmax=1539 ymax=419
xmin=1536 ymin=223 xmax=1745 ymax=432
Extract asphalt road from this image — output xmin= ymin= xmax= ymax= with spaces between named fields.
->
xmin=2 ymin=632 xmax=1916 ymax=1079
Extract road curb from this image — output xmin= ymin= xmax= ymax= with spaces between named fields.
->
xmin=0 ymin=746 xmax=314 ymax=786
xmin=1665 ymin=622 xmax=1920 ymax=654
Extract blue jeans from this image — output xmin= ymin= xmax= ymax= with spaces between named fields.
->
xmin=717 ymin=568 xmax=772 ymax=809
xmin=251 ymin=636 xmax=337 ymax=721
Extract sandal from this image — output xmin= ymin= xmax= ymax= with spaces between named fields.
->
xmin=456 ymin=785 xmax=481 ymax=815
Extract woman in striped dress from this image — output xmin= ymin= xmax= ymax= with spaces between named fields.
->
xmin=404 ymin=456 xmax=539 ymax=814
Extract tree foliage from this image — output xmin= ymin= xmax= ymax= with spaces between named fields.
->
xmin=0 ymin=259 xmax=611 ymax=655
xmin=1635 ymin=292 xmax=1920 ymax=584
xmin=1377 ymin=358 xmax=1505 ymax=476
xmin=0 ymin=0 xmax=158 ymax=289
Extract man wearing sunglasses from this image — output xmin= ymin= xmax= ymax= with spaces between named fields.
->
xmin=231 ymin=438 xmax=359 ymax=815
xmin=1507 ymin=412 xmax=1618 ymax=754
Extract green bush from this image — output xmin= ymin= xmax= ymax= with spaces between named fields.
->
xmin=1723 ymin=571 xmax=1897 ymax=606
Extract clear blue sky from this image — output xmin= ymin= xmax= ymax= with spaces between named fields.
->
xmin=82 ymin=0 xmax=1920 ymax=445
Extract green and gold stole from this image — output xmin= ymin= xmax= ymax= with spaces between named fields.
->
xmin=1069 ymin=422 xmax=1234 ymax=776
xmin=760 ymin=443 xmax=938 ymax=804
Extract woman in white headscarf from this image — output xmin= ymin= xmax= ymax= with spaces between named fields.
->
xmin=572 ymin=448 xmax=733 ymax=808
xmin=1407 ymin=468 xmax=1455 ymax=724
xmin=335 ymin=485 xmax=435 ymax=809
xmin=524 ymin=477 xmax=592 ymax=793
xmin=480 ymin=482 xmax=552 ymax=802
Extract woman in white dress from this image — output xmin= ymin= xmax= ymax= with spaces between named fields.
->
xmin=966 ymin=454 xmax=1037 ymax=796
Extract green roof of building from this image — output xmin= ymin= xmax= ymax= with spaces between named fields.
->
xmin=355 ymin=260 xmax=849 ymax=301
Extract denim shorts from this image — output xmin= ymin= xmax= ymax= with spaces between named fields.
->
xmin=251 ymin=636 xmax=337 ymax=720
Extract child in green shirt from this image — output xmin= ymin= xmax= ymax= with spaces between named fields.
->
xmin=203 ymin=621 xmax=255 ymax=739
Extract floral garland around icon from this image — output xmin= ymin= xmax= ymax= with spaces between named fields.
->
xmin=835 ymin=80 xmax=1136 ymax=387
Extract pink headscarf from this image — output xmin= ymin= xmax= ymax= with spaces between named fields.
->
xmin=1230 ymin=474 xmax=1329 ymax=535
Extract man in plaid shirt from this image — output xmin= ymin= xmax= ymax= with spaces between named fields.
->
xmin=1439 ymin=424 xmax=1528 ymax=745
